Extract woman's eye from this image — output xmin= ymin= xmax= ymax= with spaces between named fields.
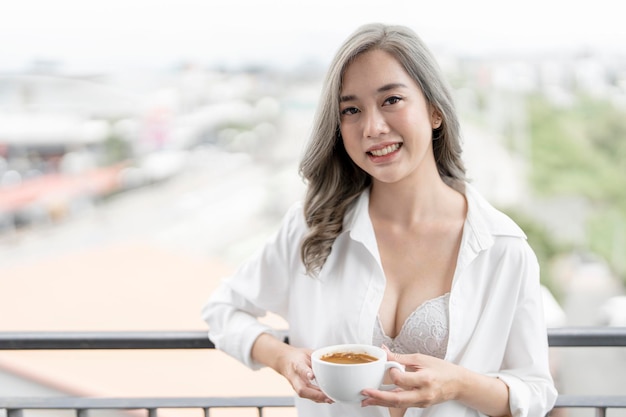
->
xmin=341 ymin=107 xmax=359 ymax=116
xmin=384 ymin=96 xmax=402 ymax=105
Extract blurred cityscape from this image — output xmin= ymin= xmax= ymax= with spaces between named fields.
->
xmin=1 ymin=45 xmax=626 ymax=416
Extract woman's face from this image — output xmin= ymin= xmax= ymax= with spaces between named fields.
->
xmin=339 ymin=49 xmax=441 ymax=186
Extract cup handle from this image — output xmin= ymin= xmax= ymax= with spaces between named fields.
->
xmin=379 ymin=361 xmax=405 ymax=391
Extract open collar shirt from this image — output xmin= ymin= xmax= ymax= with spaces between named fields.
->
xmin=203 ymin=183 xmax=557 ymax=417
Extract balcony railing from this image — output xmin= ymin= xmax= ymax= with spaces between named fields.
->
xmin=1 ymin=327 xmax=626 ymax=416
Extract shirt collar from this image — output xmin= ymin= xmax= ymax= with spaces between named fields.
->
xmin=461 ymin=182 xmax=527 ymax=264
xmin=465 ymin=183 xmax=526 ymax=238
xmin=343 ymin=188 xmax=379 ymax=255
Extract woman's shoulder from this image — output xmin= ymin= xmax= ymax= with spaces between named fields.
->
xmin=283 ymin=199 xmax=305 ymax=217
xmin=278 ymin=200 xmax=308 ymax=235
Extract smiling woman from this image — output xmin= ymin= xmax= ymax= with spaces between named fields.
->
xmin=202 ymin=23 xmax=557 ymax=417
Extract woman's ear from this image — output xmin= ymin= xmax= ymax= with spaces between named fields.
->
xmin=431 ymin=109 xmax=443 ymax=128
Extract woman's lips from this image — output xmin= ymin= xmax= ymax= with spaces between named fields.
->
xmin=367 ymin=143 xmax=401 ymax=157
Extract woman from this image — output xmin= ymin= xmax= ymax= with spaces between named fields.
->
xmin=202 ymin=23 xmax=557 ymax=417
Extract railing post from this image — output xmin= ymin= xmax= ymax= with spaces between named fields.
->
xmin=7 ymin=410 xmax=22 ymax=417
xmin=596 ymin=407 xmax=606 ymax=417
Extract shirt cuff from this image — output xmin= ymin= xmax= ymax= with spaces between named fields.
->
xmin=492 ymin=372 xmax=530 ymax=417
xmin=240 ymin=323 xmax=284 ymax=370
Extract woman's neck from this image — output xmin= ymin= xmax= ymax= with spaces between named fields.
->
xmin=368 ymin=175 xmax=466 ymax=228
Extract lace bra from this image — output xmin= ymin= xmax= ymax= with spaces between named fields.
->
xmin=372 ymin=293 xmax=450 ymax=359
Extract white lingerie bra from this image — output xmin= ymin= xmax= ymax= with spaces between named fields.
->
xmin=372 ymin=292 xmax=450 ymax=359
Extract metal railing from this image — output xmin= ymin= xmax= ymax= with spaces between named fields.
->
xmin=0 ymin=396 xmax=295 ymax=417
xmin=1 ymin=327 xmax=625 ymax=416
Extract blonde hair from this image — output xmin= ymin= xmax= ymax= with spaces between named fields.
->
xmin=299 ymin=23 xmax=466 ymax=276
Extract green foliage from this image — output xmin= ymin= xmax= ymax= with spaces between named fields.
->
xmin=526 ymin=93 xmax=626 ymax=281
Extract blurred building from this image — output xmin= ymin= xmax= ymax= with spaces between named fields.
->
xmin=0 ymin=65 xmax=289 ymax=234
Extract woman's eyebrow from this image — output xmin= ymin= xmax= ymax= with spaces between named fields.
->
xmin=378 ymin=82 xmax=408 ymax=93
xmin=339 ymin=94 xmax=356 ymax=103
xmin=340 ymin=83 xmax=408 ymax=103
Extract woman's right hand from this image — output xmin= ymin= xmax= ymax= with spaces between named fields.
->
xmin=276 ymin=345 xmax=333 ymax=404
xmin=252 ymin=333 xmax=332 ymax=404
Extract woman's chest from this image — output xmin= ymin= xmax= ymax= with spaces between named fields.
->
xmin=375 ymin=225 xmax=462 ymax=337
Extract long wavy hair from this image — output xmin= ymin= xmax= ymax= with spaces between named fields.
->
xmin=298 ymin=23 xmax=466 ymax=276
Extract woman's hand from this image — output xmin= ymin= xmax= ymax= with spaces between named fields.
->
xmin=251 ymin=333 xmax=332 ymax=404
xmin=275 ymin=346 xmax=333 ymax=404
xmin=361 ymin=347 xmax=461 ymax=409
xmin=361 ymin=346 xmax=511 ymax=416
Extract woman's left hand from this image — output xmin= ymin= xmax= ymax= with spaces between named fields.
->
xmin=361 ymin=347 xmax=463 ymax=409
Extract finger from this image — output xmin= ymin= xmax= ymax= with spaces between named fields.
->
xmin=293 ymin=364 xmax=333 ymax=404
xmin=385 ymin=349 xmax=423 ymax=371
xmin=388 ymin=367 xmax=412 ymax=389
xmin=382 ymin=344 xmax=400 ymax=362
xmin=295 ymin=363 xmax=314 ymax=382
xmin=361 ymin=388 xmax=418 ymax=408
xmin=291 ymin=371 xmax=332 ymax=403
xmin=361 ymin=389 xmax=400 ymax=408
xmin=382 ymin=347 xmax=419 ymax=375
xmin=299 ymin=384 xmax=334 ymax=404
xmin=303 ymin=351 xmax=313 ymax=368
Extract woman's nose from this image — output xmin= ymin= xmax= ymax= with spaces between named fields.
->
xmin=362 ymin=109 xmax=389 ymax=138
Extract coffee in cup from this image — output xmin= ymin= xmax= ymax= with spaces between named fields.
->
xmin=320 ymin=351 xmax=378 ymax=364
xmin=311 ymin=343 xmax=404 ymax=403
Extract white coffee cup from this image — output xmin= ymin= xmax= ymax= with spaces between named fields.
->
xmin=311 ymin=343 xmax=405 ymax=403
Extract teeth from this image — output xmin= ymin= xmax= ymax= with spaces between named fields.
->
xmin=370 ymin=143 xmax=400 ymax=157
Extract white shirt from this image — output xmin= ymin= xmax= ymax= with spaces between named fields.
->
xmin=202 ymin=184 xmax=558 ymax=417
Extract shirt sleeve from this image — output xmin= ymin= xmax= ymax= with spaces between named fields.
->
xmin=489 ymin=241 xmax=558 ymax=417
xmin=201 ymin=202 xmax=303 ymax=369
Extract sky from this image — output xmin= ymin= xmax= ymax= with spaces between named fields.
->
xmin=1 ymin=0 xmax=625 ymax=73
